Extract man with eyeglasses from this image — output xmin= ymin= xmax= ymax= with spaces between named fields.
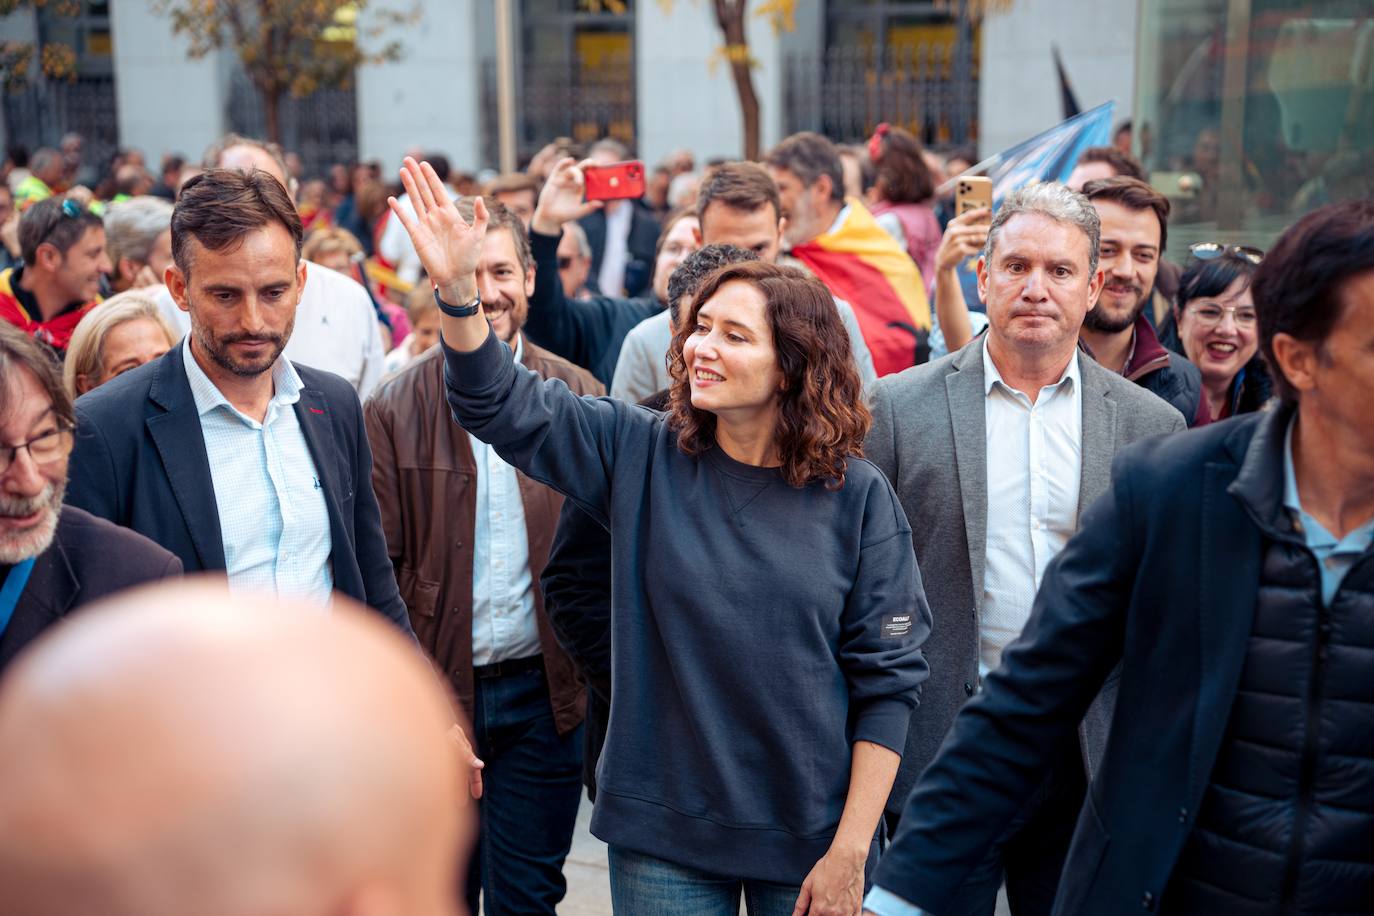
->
xmin=556 ymin=221 xmax=593 ymax=301
xmin=0 ymin=196 xmax=111 ymax=357
xmin=1079 ymin=177 xmax=1210 ymax=426
xmin=0 ymin=323 xmax=179 ymax=674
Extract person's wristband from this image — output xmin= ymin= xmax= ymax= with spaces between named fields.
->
xmin=434 ymin=287 xmax=481 ymax=318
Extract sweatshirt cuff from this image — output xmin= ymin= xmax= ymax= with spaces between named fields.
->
xmin=531 ymin=226 xmax=562 ymax=253
xmin=851 ymin=695 xmax=913 ymax=756
xmin=440 ymin=326 xmax=507 ymax=393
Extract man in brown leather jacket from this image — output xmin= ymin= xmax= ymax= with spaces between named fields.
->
xmin=363 ymin=199 xmax=602 ymax=916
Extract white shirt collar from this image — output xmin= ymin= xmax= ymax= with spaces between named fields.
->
xmin=182 ymin=333 xmax=304 ymax=420
xmin=824 ymin=202 xmax=852 ymax=238
xmin=981 ymin=337 xmax=1081 ymax=399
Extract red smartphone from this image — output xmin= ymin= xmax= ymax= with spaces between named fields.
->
xmin=584 ymin=160 xmax=646 ymax=202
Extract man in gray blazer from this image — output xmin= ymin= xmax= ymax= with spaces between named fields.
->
xmin=864 ymin=183 xmax=1185 ymax=916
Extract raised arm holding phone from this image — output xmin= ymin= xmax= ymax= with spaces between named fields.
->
xmin=388 ymin=157 xmax=931 ymax=916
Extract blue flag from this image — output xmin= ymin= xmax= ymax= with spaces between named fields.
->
xmin=956 ymin=100 xmax=1116 ymax=309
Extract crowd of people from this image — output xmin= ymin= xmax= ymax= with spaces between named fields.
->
xmin=0 ymin=115 xmax=1370 ymax=916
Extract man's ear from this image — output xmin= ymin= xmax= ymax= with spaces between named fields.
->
xmin=975 ymin=256 xmax=989 ymax=303
xmin=814 ymin=173 xmax=835 ymax=204
xmin=166 ymin=263 xmax=191 ymax=314
xmin=692 ymin=225 xmax=703 ymax=247
xmin=295 ymin=259 xmax=309 ymax=305
xmin=34 ymin=242 xmax=62 ymax=273
xmin=1269 ymin=332 xmax=1317 ymax=397
xmin=118 ymin=256 xmax=138 ymax=286
xmin=1087 ymin=266 xmax=1106 ymax=309
xmin=524 ymin=263 xmax=536 ymax=298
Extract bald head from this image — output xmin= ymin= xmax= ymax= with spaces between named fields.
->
xmin=204 ymin=135 xmax=292 ymax=194
xmin=0 ymin=583 xmax=470 ymax=916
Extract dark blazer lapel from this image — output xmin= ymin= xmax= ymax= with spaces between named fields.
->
xmin=1188 ymin=433 xmax=1263 ymax=806
xmin=145 ymin=351 xmax=226 ymax=570
xmin=1078 ymin=356 xmax=1119 ymax=514
xmin=294 ymin=384 xmax=352 ymax=563
xmin=18 ymin=534 xmax=80 ymax=621
xmin=947 ymin=340 xmax=989 ymax=614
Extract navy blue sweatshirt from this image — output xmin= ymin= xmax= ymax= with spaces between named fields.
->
xmin=443 ymin=330 xmax=931 ymax=883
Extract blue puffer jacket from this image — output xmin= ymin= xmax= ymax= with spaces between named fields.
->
xmin=1165 ymin=500 xmax=1374 ymax=912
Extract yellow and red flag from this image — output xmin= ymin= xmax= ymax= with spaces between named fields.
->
xmin=790 ymin=200 xmax=930 ymax=376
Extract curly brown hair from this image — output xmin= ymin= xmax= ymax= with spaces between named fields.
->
xmin=666 ymin=260 xmax=870 ymax=490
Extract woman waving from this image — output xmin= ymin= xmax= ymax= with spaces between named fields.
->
xmin=388 ymin=158 xmax=930 ymax=916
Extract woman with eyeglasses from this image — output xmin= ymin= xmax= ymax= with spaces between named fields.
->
xmin=1164 ymin=243 xmax=1272 ymax=420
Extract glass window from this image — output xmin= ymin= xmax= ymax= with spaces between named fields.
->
xmin=1135 ymin=0 xmax=1374 ymax=260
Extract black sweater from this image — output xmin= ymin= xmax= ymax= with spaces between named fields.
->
xmin=442 ymin=331 xmax=930 ymax=883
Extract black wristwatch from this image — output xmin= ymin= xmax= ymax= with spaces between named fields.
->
xmin=434 ymin=287 xmax=482 ymax=318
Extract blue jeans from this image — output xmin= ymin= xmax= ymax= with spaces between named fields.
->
xmin=464 ymin=663 xmax=583 ymax=916
xmin=608 ymin=846 xmax=802 ymax=916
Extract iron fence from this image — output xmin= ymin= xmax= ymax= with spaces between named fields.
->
xmin=785 ymin=42 xmax=978 ymax=149
xmin=2 ymin=76 xmax=119 ymax=174
xmin=226 ymin=70 xmax=358 ymax=176
xmin=484 ymin=52 xmax=636 ymax=168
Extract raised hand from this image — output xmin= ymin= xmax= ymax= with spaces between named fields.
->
xmin=388 ymin=157 xmax=488 ymax=300
xmin=935 ymin=206 xmax=991 ymax=274
xmin=531 ymin=156 xmax=602 ymax=236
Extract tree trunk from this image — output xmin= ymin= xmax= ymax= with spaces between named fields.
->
xmin=714 ymin=0 xmax=761 ymax=161
xmin=263 ymin=88 xmax=282 ymax=146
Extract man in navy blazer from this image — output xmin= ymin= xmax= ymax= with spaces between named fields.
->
xmin=66 ymin=168 xmax=408 ymax=633
xmin=865 ymin=206 xmax=1374 ymax=913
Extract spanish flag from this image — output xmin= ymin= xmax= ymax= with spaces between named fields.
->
xmin=790 ymin=199 xmax=931 ymax=376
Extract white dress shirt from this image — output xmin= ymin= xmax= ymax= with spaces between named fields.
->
xmin=154 ymin=262 xmax=386 ymax=399
xmin=182 ymin=335 xmax=334 ymax=605
xmin=980 ymin=341 xmax=1083 ymax=674
xmin=596 ymin=201 xmax=633 ymax=296
xmin=469 ymin=335 xmax=542 ymax=665
xmin=378 ymin=186 xmax=462 ymax=287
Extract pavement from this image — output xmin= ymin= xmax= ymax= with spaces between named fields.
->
xmin=561 ymin=797 xmax=613 ymax=914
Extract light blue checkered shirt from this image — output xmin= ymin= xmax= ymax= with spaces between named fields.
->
xmin=469 ymin=335 xmax=541 ymax=664
xmin=182 ymin=336 xmax=334 ymax=605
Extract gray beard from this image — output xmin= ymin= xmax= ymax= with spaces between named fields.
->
xmin=0 ymin=480 xmax=64 ymax=565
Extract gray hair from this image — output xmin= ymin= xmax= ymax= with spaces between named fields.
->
xmin=104 ymin=196 xmax=174 ymax=267
xmin=562 ymin=220 xmax=592 ymax=260
xmin=983 ymin=181 xmax=1101 ymax=276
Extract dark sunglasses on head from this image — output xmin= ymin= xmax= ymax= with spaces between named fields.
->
xmin=1189 ymin=242 xmax=1263 ymax=265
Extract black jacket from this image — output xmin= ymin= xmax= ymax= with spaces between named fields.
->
xmin=579 ymin=203 xmax=661 ymax=298
xmin=525 ymin=227 xmax=664 ymax=387
xmin=65 ymin=346 xmax=411 ymax=633
xmin=1165 ymin=449 xmax=1374 ymax=912
xmin=873 ymin=405 xmax=1374 ymax=915
xmin=0 ymin=506 xmax=182 ymax=673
